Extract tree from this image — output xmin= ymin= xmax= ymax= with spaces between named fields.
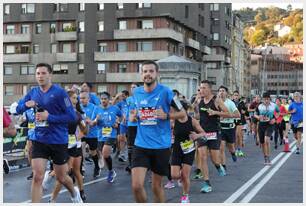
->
xmin=287 ymin=4 xmax=292 ymax=12
xmin=250 ymin=29 xmax=266 ymax=46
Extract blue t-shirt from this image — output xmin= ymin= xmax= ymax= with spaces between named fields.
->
xmin=289 ymin=101 xmax=303 ymax=126
xmin=255 ymin=102 xmax=279 ymax=122
xmin=97 ymin=105 xmax=122 ymax=141
xmin=116 ymin=99 xmax=128 ymax=126
xmin=133 ymin=84 xmax=174 ymax=149
xmin=16 ymin=84 xmax=76 ymax=144
xmin=126 ymin=96 xmax=137 ymax=127
xmin=89 ymin=92 xmax=101 ymax=106
xmin=81 ymin=102 xmax=100 ymax=138
xmin=24 ymin=108 xmax=36 ymax=141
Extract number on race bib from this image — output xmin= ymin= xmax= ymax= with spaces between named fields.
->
xmin=180 ymin=140 xmax=195 ymax=154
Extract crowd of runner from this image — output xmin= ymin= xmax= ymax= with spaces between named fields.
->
xmin=3 ymin=61 xmax=303 ymax=203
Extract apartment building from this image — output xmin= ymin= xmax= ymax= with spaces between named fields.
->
xmin=3 ymin=3 xmax=232 ymax=105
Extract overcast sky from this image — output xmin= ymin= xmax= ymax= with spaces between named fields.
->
xmin=232 ymin=3 xmax=303 ymax=10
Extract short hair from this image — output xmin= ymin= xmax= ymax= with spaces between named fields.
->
xmin=82 ymin=82 xmax=93 ymax=89
xmin=233 ymin=90 xmax=239 ymax=94
xmin=36 ymin=63 xmax=52 ymax=73
xmin=201 ymin=80 xmax=212 ymax=88
xmin=122 ymin=90 xmax=129 ymax=96
xmin=172 ymin=89 xmax=180 ymax=96
xmin=101 ymin=91 xmax=111 ymax=99
xmin=141 ymin=60 xmax=159 ymax=71
xmin=218 ymin=85 xmax=228 ymax=93
xmin=262 ymin=92 xmax=270 ymax=99
xmin=79 ymin=91 xmax=89 ymax=98
xmin=294 ymin=92 xmax=301 ymax=97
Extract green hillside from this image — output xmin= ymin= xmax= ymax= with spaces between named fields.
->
xmin=234 ymin=5 xmax=303 ymax=47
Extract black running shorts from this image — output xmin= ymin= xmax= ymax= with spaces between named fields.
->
xmin=258 ymin=122 xmax=274 ymax=144
xmin=171 ymin=143 xmax=195 ymax=166
xmin=82 ymin=137 xmax=98 ymax=150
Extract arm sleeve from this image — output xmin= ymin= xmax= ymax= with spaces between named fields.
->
xmin=47 ymin=90 xmax=77 ymax=123
xmin=16 ymin=92 xmax=32 ymax=114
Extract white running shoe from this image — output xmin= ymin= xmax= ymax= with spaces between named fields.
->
xmin=42 ymin=171 xmax=53 ymax=191
xmin=98 ymin=158 xmax=104 ymax=169
xmin=71 ymin=186 xmax=83 ymax=203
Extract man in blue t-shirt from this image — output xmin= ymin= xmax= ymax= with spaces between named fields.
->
xmin=16 ymin=63 xmax=82 ymax=203
xmin=97 ymin=92 xmax=122 ymax=183
xmin=288 ymin=92 xmax=303 ymax=154
xmin=129 ymin=60 xmax=186 ymax=203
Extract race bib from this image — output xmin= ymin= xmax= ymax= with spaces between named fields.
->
xmin=102 ymin=127 xmax=113 ymax=137
xmin=139 ymin=107 xmax=157 ymax=125
xmin=28 ymin=123 xmax=35 ymax=129
xmin=35 ymin=120 xmax=48 ymax=127
xmin=200 ymin=107 xmax=209 ymax=112
xmin=297 ymin=122 xmax=303 ymax=128
xmin=205 ymin=132 xmax=217 ymax=140
xmin=180 ymin=140 xmax=195 ymax=154
xmin=68 ymin=134 xmax=77 ymax=148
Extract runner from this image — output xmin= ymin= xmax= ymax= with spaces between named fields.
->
xmin=232 ymin=91 xmax=248 ymax=157
xmin=254 ymin=92 xmax=279 ymax=165
xmin=248 ymin=95 xmax=261 ymax=145
xmin=81 ymin=82 xmax=101 ymax=106
xmin=281 ymin=97 xmax=291 ymax=143
xmin=79 ymin=91 xmax=101 ymax=178
xmin=129 ymin=60 xmax=186 ymax=203
xmin=50 ymin=90 xmax=88 ymax=202
xmin=172 ymin=100 xmax=207 ymax=203
xmin=194 ymin=80 xmax=229 ymax=193
xmin=288 ymin=92 xmax=303 ymax=154
xmin=218 ymin=86 xmax=241 ymax=171
xmin=97 ymin=92 xmax=122 ymax=183
xmin=15 ymin=63 xmax=82 ymax=203
xmin=273 ymin=98 xmax=286 ymax=149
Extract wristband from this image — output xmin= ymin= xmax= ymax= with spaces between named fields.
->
xmin=166 ymin=113 xmax=170 ymax=120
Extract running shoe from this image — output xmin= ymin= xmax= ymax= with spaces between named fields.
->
xmin=295 ymin=149 xmax=300 ymax=154
xmin=231 ymin=153 xmax=237 ymax=162
xmin=217 ymin=165 xmax=226 ymax=176
xmin=164 ymin=180 xmax=175 ymax=189
xmin=192 ymin=171 xmax=203 ymax=180
xmin=180 ymin=195 xmax=190 ymax=203
xmin=200 ymin=182 xmax=212 ymax=193
xmin=237 ymin=150 xmax=245 ymax=157
xmin=42 ymin=171 xmax=53 ymax=190
xmin=118 ymin=154 xmax=127 ymax=162
xmin=107 ymin=170 xmax=116 ymax=183
xmin=27 ymin=172 xmax=33 ymax=180
xmin=177 ymin=179 xmax=183 ymax=187
xmin=3 ymin=159 xmax=10 ymax=174
xmin=264 ymin=157 xmax=272 ymax=165
xmin=71 ymin=186 xmax=83 ymax=203
xmin=93 ymin=167 xmax=101 ymax=178
xmin=80 ymin=190 xmax=86 ymax=202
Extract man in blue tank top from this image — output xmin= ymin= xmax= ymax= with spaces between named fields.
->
xmin=16 ymin=63 xmax=82 ymax=203
xmin=129 ymin=60 xmax=186 ymax=203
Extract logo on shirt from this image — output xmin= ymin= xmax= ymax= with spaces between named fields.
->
xmin=140 ymin=100 xmax=148 ymax=105
xmin=64 ymin=97 xmax=72 ymax=108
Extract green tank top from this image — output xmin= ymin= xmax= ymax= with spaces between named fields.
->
xmin=283 ymin=104 xmax=290 ymax=121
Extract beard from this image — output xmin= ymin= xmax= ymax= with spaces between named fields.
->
xmin=143 ymin=76 xmax=156 ymax=87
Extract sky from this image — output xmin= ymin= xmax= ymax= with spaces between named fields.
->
xmin=232 ymin=3 xmax=303 ymax=10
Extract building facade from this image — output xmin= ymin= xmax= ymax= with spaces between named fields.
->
xmin=3 ymin=3 xmax=234 ymax=105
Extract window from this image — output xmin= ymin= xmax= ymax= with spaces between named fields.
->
xmin=98 ymin=21 xmax=104 ymax=31
xmin=118 ymin=64 xmax=127 ymax=73
xmin=185 ymin=6 xmax=189 ymax=18
xmin=22 ymin=4 xmax=35 ymax=14
xmin=213 ymin=33 xmax=219 ymax=40
xmin=5 ymin=86 xmax=14 ymax=96
xmin=20 ymin=45 xmax=30 ymax=53
xmin=207 ymin=63 xmax=217 ymax=69
xmin=56 ymin=3 xmax=68 ymax=12
xmin=50 ymin=23 xmax=56 ymax=33
xmin=117 ymin=42 xmax=127 ymax=52
xmin=78 ymin=64 xmax=84 ymax=74
xmin=199 ymin=15 xmax=204 ymax=27
xmin=99 ymin=3 xmax=104 ymax=10
xmin=51 ymin=44 xmax=57 ymax=53
xmin=117 ymin=85 xmax=126 ymax=93
xmin=4 ymin=65 xmax=13 ymax=75
xmin=63 ymin=43 xmax=71 ymax=53
xmin=98 ymin=43 xmax=107 ymax=52
xmin=119 ymin=20 xmax=127 ymax=30
xmin=138 ymin=20 xmax=153 ymax=29
xmin=21 ymin=65 xmax=35 ymax=75
xmin=199 ymin=3 xmax=204 ymax=10
xmin=4 ymin=4 xmax=10 ymax=15
xmin=35 ymin=23 xmax=42 ymax=34
xmin=137 ymin=3 xmax=151 ymax=8
xmin=97 ymin=63 xmax=106 ymax=74
xmin=210 ymin=3 xmax=219 ymax=11
xmin=53 ymin=64 xmax=68 ymax=74
xmin=6 ymin=25 xmax=15 ymax=34
xmin=207 ymin=77 xmax=216 ymax=85
xmin=33 ymin=44 xmax=39 ymax=54
xmin=79 ymin=3 xmax=85 ymax=11
xmin=5 ymin=45 xmax=15 ymax=54
xmin=21 ymin=24 xmax=30 ymax=34
xmin=137 ymin=42 xmax=152 ymax=52
xmin=97 ymin=85 xmax=107 ymax=95
xmin=79 ymin=43 xmax=84 ymax=53
xmin=117 ymin=3 xmax=124 ymax=9
xmin=62 ymin=22 xmax=72 ymax=31
xmin=79 ymin=21 xmax=84 ymax=32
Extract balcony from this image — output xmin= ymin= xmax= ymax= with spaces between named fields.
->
xmin=203 ymin=54 xmax=225 ymax=62
xmin=4 ymin=54 xmax=30 ymax=63
xmin=106 ymin=73 xmax=142 ymax=83
xmin=186 ymin=38 xmax=200 ymax=50
xmin=114 ymin=28 xmax=184 ymax=43
xmin=3 ymin=33 xmax=32 ymax=43
xmin=56 ymin=53 xmax=77 ymax=62
xmin=94 ymin=51 xmax=170 ymax=61
xmin=201 ymin=45 xmax=211 ymax=54
xmin=55 ymin=32 xmax=77 ymax=41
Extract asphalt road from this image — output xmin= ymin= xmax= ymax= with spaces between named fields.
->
xmin=3 ymin=132 xmax=303 ymax=203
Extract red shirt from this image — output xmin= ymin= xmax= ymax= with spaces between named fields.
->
xmin=274 ymin=105 xmax=286 ymax=124
xmin=3 ymin=108 xmax=12 ymax=128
